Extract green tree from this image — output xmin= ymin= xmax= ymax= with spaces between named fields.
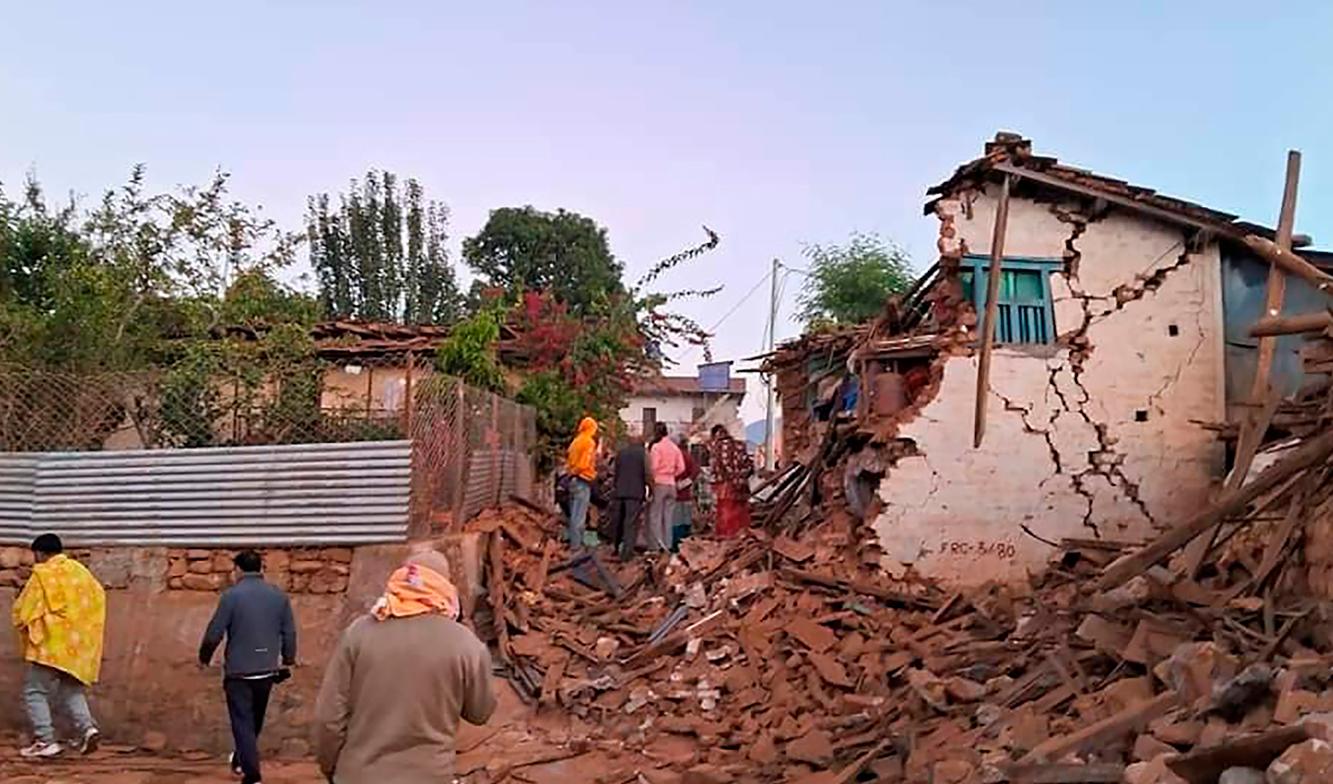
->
xmin=0 ymin=168 xmax=303 ymax=371
xmin=463 ymin=206 xmax=625 ymax=315
xmin=435 ymin=304 xmax=507 ymax=393
xmin=306 ymin=171 xmax=462 ymax=324
xmin=796 ymin=232 xmax=914 ymax=327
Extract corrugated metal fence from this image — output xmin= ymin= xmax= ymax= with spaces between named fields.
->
xmin=0 ymin=441 xmax=411 ymax=546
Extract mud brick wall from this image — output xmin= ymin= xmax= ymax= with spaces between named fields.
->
xmin=0 ymin=533 xmax=484 ymax=754
xmin=873 ymin=182 xmax=1227 ymax=586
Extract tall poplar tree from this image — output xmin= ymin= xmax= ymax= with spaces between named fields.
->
xmin=306 ymin=170 xmax=462 ymax=324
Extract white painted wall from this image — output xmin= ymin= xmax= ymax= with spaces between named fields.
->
xmin=873 ymin=184 xmax=1226 ymax=585
xmin=619 ymin=394 xmax=743 ymax=439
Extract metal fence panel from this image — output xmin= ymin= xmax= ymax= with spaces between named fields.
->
xmin=0 ymin=441 xmax=411 ymax=546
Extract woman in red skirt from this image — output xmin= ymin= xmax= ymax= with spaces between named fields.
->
xmin=708 ymin=425 xmax=754 ymax=538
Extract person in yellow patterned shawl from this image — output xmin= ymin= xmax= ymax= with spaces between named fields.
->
xmin=11 ymin=534 xmax=105 ymax=759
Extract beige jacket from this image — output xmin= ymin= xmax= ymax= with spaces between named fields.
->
xmin=314 ymin=613 xmax=496 ymax=783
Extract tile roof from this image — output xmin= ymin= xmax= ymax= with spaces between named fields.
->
xmin=925 ymin=132 xmax=1277 ymax=241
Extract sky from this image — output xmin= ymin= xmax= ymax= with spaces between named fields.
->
xmin=4 ymin=1 xmax=1332 ymax=426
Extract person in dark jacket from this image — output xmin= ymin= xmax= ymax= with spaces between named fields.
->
xmin=609 ymin=436 xmax=649 ymax=559
xmin=198 ymin=550 xmax=297 ymax=784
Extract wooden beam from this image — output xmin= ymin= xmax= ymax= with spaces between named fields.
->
xmin=1219 ymin=484 xmax=1306 ymax=605
xmin=992 ymin=162 xmax=1224 ymax=236
xmin=1166 ymin=724 xmax=1310 ymax=784
xmin=1242 ymin=235 xmax=1333 ymax=296
xmin=974 ymin=173 xmax=1012 ymax=449
xmin=992 ymin=159 xmax=1333 ymax=299
xmin=1096 ymin=428 xmax=1333 ymax=591
xmin=1182 ymin=384 xmax=1283 ymax=577
xmin=1227 ymin=386 xmax=1283 ymax=494
xmin=1251 ymin=311 xmax=1333 ymax=337
xmin=826 ymin=739 xmax=894 ymax=784
xmin=1017 ymin=691 xmax=1178 ymax=764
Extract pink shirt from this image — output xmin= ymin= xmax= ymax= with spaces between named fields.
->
xmin=649 ymin=438 xmax=686 ymax=488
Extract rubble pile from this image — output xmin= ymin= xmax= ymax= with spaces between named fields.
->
xmin=467 ymin=413 xmax=1333 ymax=783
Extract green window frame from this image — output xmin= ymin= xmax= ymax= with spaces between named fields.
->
xmin=959 ymin=256 xmax=1062 ymax=345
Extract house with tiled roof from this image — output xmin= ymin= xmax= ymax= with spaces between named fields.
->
xmin=765 ymin=133 xmax=1333 ymax=585
xmin=619 ymin=369 xmax=747 ymax=441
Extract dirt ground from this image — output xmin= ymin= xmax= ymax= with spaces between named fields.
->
xmin=0 ymin=679 xmax=700 ymax=784
xmin=0 ymin=744 xmax=685 ymax=784
xmin=1 ymin=749 xmax=326 ymax=784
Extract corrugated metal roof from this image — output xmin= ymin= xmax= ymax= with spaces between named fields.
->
xmin=0 ymin=441 xmax=410 ymax=546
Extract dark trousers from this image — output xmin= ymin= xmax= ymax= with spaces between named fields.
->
xmin=224 ymin=676 xmax=274 ymax=784
xmin=609 ymin=497 xmax=644 ymax=559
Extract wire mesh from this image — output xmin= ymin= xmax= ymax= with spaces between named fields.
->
xmin=0 ymin=357 xmax=537 ymax=536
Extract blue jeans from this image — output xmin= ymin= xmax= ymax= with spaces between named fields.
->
xmin=25 ymin=663 xmax=96 ymax=743
xmin=567 ymin=477 xmax=592 ymax=549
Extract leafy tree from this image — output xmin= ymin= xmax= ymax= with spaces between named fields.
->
xmin=796 ymin=232 xmax=914 ymax=328
xmin=219 ymin=268 xmax=321 ymax=327
xmin=448 ymin=226 xmax=721 ymax=466
xmin=0 ymin=168 xmax=303 ymax=372
xmin=463 ymin=206 xmax=625 ymax=315
xmin=436 ymin=304 xmax=508 ymax=394
xmin=306 ymin=171 xmax=462 ymax=324
xmin=0 ymin=176 xmax=88 ymax=311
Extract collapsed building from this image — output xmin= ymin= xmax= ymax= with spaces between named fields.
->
xmin=766 ymin=133 xmax=1333 ymax=586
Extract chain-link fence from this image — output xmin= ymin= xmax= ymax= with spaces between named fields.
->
xmin=0 ymin=357 xmax=537 ymax=536
xmin=409 ymin=373 xmax=537 ymax=535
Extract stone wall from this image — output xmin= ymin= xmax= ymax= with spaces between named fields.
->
xmin=0 ymin=546 xmax=357 ymax=595
xmin=0 ymin=534 xmax=485 ymax=753
xmin=873 ymin=183 xmax=1227 ymax=585
xmin=165 ymin=547 xmax=354 ymax=594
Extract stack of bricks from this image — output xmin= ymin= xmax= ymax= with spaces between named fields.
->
xmin=166 ymin=547 xmax=353 ymax=594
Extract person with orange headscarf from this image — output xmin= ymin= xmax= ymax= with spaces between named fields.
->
xmin=314 ymin=549 xmax=494 ymax=783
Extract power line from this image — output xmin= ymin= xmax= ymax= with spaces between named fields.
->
xmin=706 ymin=270 xmax=772 ymax=335
xmin=676 ymin=269 xmax=773 ymax=364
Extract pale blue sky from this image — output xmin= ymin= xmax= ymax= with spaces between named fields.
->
xmin=3 ymin=2 xmax=1331 ymax=423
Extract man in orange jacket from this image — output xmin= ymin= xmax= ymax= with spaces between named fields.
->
xmin=565 ymin=417 xmax=598 ymax=550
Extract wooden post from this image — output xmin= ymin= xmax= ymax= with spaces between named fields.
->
xmin=1248 ymin=150 xmax=1302 ymax=405
xmin=404 ymin=351 xmax=415 ymax=435
xmin=1180 ymin=152 xmax=1300 ymax=577
xmin=974 ymin=174 xmax=1012 ymax=448
xmin=365 ymin=364 xmax=374 ymax=417
xmin=452 ymin=381 xmax=467 ymax=529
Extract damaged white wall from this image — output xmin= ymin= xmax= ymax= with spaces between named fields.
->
xmin=875 ymin=185 xmax=1227 ymax=585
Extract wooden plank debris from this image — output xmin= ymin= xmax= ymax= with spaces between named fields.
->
xmin=1097 ymin=428 xmax=1333 ymax=590
xmin=1017 ymin=691 xmax=1179 ymax=764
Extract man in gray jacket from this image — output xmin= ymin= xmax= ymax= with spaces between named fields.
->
xmin=199 ymin=550 xmax=296 ymax=784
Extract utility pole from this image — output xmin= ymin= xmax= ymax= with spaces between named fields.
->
xmin=764 ymin=258 xmax=780 ymax=470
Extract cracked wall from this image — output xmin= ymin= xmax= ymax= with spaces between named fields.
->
xmin=874 ymin=183 xmax=1226 ymax=585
